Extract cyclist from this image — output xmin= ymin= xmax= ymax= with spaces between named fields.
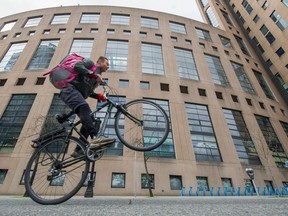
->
xmin=59 ymin=56 xmax=115 ymax=156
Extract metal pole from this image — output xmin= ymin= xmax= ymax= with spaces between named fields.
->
xmin=134 ymin=151 xmax=138 ymax=198
xmin=251 ymin=179 xmax=259 ymax=197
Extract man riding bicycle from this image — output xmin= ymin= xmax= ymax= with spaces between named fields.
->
xmin=59 ymin=56 xmax=115 ymax=156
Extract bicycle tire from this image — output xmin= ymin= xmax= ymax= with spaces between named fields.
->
xmin=114 ymin=99 xmax=169 ymax=151
xmin=24 ymin=136 xmax=89 ymax=205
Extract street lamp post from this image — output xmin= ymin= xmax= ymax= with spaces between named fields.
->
xmin=245 ymin=168 xmax=259 ymax=196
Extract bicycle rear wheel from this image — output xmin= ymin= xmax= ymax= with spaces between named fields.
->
xmin=114 ymin=99 xmax=169 ymax=151
xmin=24 ymin=136 xmax=89 ymax=205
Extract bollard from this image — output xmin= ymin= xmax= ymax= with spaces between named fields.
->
xmin=188 ymin=186 xmax=193 ymax=196
xmin=268 ymin=186 xmax=272 ymax=196
xmin=216 ymin=187 xmax=221 ymax=196
xmin=210 ymin=187 xmax=213 ymax=196
xmin=274 ymin=188 xmax=278 ymax=196
xmin=286 ymin=187 xmax=288 ymax=196
xmin=279 ymin=187 xmax=283 ymax=196
xmin=243 ymin=187 xmax=247 ymax=196
xmin=262 ymin=187 xmax=266 ymax=196
xmin=223 ymin=187 xmax=227 ymax=196
xmin=249 ymin=187 xmax=253 ymax=196
xmin=195 ymin=187 xmax=199 ymax=196
xmin=236 ymin=187 xmax=240 ymax=196
xmin=256 ymin=187 xmax=260 ymax=196
xmin=180 ymin=186 xmax=185 ymax=196
xmin=202 ymin=187 xmax=206 ymax=196
xmin=230 ymin=187 xmax=234 ymax=196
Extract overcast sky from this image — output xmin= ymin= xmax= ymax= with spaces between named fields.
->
xmin=0 ymin=0 xmax=204 ymax=22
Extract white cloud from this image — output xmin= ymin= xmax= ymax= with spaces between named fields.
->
xmin=0 ymin=0 xmax=203 ymax=21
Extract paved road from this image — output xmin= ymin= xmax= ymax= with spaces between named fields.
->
xmin=0 ymin=196 xmax=287 ymax=216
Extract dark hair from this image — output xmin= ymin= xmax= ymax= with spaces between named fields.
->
xmin=97 ymin=56 xmax=108 ymax=63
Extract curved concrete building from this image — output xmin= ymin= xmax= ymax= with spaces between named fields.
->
xmin=0 ymin=4 xmax=287 ymax=196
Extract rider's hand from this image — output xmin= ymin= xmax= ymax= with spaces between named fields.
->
xmin=97 ymin=93 xmax=107 ymax=102
xmin=88 ymin=72 xmax=98 ymax=79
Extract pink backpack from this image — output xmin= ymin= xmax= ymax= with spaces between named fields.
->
xmin=43 ymin=53 xmax=96 ymax=89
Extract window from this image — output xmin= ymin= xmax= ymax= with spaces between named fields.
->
xmin=155 ymin=34 xmax=162 ymax=39
xmin=24 ymin=16 xmax=42 ymax=27
xmin=0 ymin=79 xmax=8 ymax=86
xmin=262 ymin=1 xmax=269 ymax=10
xmin=221 ymin=10 xmax=233 ymax=26
xmin=282 ymin=0 xmax=288 ymax=7
xmin=0 ymin=42 xmax=27 ymax=72
xmin=111 ymin=173 xmax=125 ymax=188
xmin=270 ymin=11 xmax=288 ymax=31
xmin=215 ymin=91 xmax=223 ymax=99
xmin=259 ymin=102 xmax=265 ymax=109
xmin=276 ymin=47 xmax=285 ymax=57
xmin=253 ymin=15 xmax=259 ymax=23
xmin=105 ymin=40 xmax=128 ymax=71
xmin=170 ymin=36 xmax=177 ymax=42
xmin=255 ymin=115 xmax=288 ymax=168
xmin=140 ymin=31 xmax=147 ymax=37
xmin=28 ymin=40 xmax=59 ymax=70
xmin=140 ymin=81 xmax=150 ymax=90
xmin=196 ymin=28 xmax=212 ymax=41
xmin=43 ymin=29 xmax=50 ymax=35
xmin=96 ymin=96 xmax=125 ymax=156
xmin=246 ymin=98 xmax=252 ymax=106
xmin=80 ymin=13 xmax=100 ymax=24
xmin=231 ymin=62 xmax=255 ymax=94
xmin=107 ymin=29 xmax=115 ymax=34
xmin=51 ymin=14 xmax=70 ymax=24
xmin=253 ymin=70 xmax=275 ymax=100
xmin=0 ymin=94 xmax=36 ymax=153
xmin=200 ymin=0 xmax=208 ymax=7
xmin=0 ymin=21 xmax=16 ymax=32
xmin=198 ymin=88 xmax=207 ymax=96
xmin=206 ymin=7 xmax=220 ymax=28
xmin=14 ymin=33 xmax=21 ymax=38
xmin=170 ymin=175 xmax=182 ymax=190
xmin=231 ymin=95 xmax=238 ymax=103
xmin=141 ymin=43 xmax=164 ymax=75
xmin=180 ymin=85 xmax=188 ymax=94
xmin=58 ymin=28 xmax=66 ymax=33
xmin=265 ymin=180 xmax=274 ymax=190
xmin=260 ymin=25 xmax=275 ymax=44
xmin=119 ymin=79 xmax=129 ymax=88
xmin=223 ymin=109 xmax=261 ymax=165
xmin=160 ymin=83 xmax=169 ymax=91
xmin=111 ymin=14 xmax=130 ymax=25
xmin=185 ymin=39 xmax=192 ymax=45
xmin=185 ymin=103 xmax=222 ymax=162
xmin=252 ymin=37 xmax=264 ymax=53
xmin=141 ymin=174 xmax=155 ymax=189
xmin=0 ymin=169 xmax=8 ymax=184
xmin=169 ymin=21 xmax=186 ymax=34
xmin=205 ymin=54 xmax=229 ymax=87
xmin=236 ymin=11 xmax=245 ymax=24
xmin=141 ymin=17 xmax=159 ymax=29
xmin=74 ymin=28 xmax=82 ymax=33
xmin=35 ymin=77 xmax=45 ymax=85
xmin=16 ymin=78 xmax=26 ymax=86
xmin=28 ymin=31 xmax=35 ymax=36
xmin=242 ymin=0 xmax=253 ymax=14
xmin=123 ymin=30 xmax=131 ymax=35
xmin=90 ymin=28 xmax=98 ymax=33
xmin=221 ymin=178 xmax=233 ymax=191
xmin=144 ymin=99 xmax=174 ymax=158
xmin=69 ymin=39 xmax=94 ymax=58
xmin=174 ymin=48 xmax=199 ymax=80
xmin=196 ymin=176 xmax=209 ymax=191
xmin=234 ymin=35 xmax=250 ymax=56
xmin=219 ymin=35 xmax=233 ymax=49
xmin=280 ymin=121 xmax=288 ymax=137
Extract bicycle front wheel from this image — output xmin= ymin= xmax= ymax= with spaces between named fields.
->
xmin=114 ymin=99 xmax=169 ymax=151
xmin=24 ymin=136 xmax=89 ymax=205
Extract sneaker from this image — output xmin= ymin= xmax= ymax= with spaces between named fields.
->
xmin=89 ymin=136 xmax=115 ymax=149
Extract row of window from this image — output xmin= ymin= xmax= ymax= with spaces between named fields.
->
xmin=0 ymin=37 xmax=274 ymax=102
xmin=1 ymin=168 xmax=287 ymax=192
xmin=0 ymin=94 xmax=287 ymax=167
xmin=0 ymin=13 xmax=187 ymax=34
xmin=0 ymin=76 xmax=284 ymax=115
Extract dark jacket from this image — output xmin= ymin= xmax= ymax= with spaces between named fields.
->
xmin=69 ymin=58 xmax=100 ymax=99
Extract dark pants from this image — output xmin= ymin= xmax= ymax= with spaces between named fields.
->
xmin=60 ymin=87 xmax=97 ymax=140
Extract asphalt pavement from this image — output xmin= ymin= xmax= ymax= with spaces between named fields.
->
xmin=0 ymin=196 xmax=287 ymax=216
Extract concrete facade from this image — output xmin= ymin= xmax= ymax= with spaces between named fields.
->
xmin=0 ymin=4 xmax=287 ymax=196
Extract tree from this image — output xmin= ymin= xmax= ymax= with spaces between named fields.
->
xmin=143 ymin=154 xmax=154 ymax=197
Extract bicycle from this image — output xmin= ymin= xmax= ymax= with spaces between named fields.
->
xmin=24 ymin=84 xmax=170 ymax=205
